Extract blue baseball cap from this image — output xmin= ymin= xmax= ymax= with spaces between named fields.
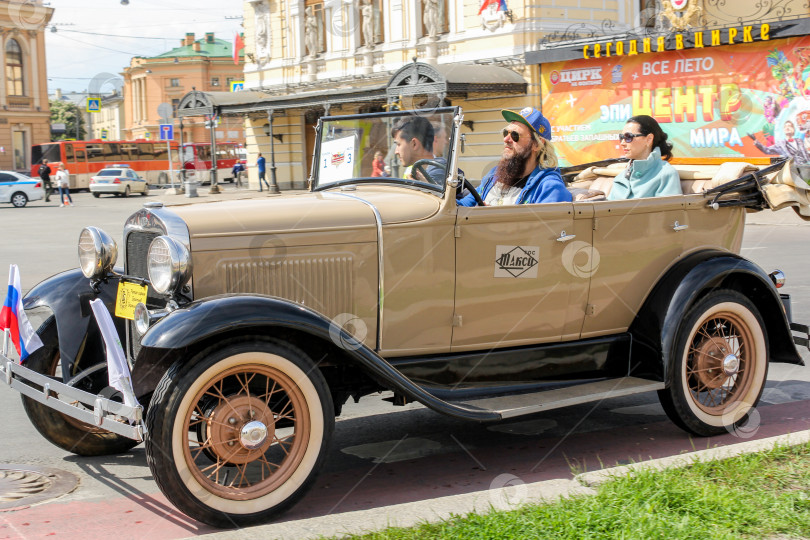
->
xmin=502 ymin=107 xmax=552 ymax=140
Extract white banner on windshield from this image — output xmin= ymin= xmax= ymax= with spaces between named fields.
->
xmin=319 ymin=136 xmax=356 ymax=185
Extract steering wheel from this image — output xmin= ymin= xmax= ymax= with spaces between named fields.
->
xmin=410 ymin=159 xmax=446 ymax=186
xmin=410 ymin=159 xmax=485 ymax=206
xmin=461 ymin=177 xmax=485 ymax=206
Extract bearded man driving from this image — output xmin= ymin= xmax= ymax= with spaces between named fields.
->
xmin=458 ymin=107 xmax=571 ymax=206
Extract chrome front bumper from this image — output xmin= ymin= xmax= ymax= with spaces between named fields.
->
xmin=0 ymin=354 xmax=145 ymax=442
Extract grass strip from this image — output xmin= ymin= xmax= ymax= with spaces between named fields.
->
xmin=335 ymin=441 xmax=810 ymax=540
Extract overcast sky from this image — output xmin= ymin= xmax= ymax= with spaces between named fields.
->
xmin=44 ymin=0 xmax=244 ymax=95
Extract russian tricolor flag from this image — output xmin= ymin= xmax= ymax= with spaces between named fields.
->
xmin=0 ymin=264 xmax=43 ymax=363
xmin=479 ymin=0 xmax=508 ymax=14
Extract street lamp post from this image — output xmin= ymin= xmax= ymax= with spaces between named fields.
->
xmin=208 ymin=115 xmax=220 ymax=193
xmin=264 ymin=110 xmax=280 ymax=194
xmin=178 ymin=117 xmax=186 ymax=192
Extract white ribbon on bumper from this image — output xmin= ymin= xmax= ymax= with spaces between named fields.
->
xmin=89 ymin=298 xmax=140 ymax=408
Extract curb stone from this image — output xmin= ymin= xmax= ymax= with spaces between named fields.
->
xmin=192 ymin=479 xmax=594 ymax=540
xmin=575 ymin=428 xmax=810 ymax=487
xmin=192 ymin=429 xmax=810 ymax=539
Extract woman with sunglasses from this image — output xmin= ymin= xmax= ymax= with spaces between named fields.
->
xmin=458 ymin=107 xmax=570 ymax=206
xmin=608 ymin=115 xmax=681 ymax=200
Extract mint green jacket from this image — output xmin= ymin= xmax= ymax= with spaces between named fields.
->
xmin=607 ymin=148 xmax=682 ymax=200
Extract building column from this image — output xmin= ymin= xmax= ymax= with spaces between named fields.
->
xmin=290 ymin=0 xmax=303 ymax=60
xmin=0 ymin=34 xmax=7 ymax=106
xmin=342 ymin=0 xmax=357 ymax=52
xmin=29 ymin=32 xmax=40 ymax=110
xmin=140 ymin=78 xmax=147 ymax=127
xmin=133 ymin=79 xmax=140 ymax=124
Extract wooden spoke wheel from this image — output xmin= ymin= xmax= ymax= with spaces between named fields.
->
xmin=659 ymin=290 xmax=768 ymax=437
xmin=145 ymin=339 xmax=334 ymax=528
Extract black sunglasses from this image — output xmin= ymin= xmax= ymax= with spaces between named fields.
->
xmin=502 ymin=128 xmax=538 ymax=144
xmin=618 ymin=132 xmax=645 ymax=143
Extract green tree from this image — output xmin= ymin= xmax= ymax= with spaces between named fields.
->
xmin=49 ymin=99 xmax=86 ymax=141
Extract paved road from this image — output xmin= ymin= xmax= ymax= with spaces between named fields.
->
xmin=0 ymin=188 xmax=809 ymax=539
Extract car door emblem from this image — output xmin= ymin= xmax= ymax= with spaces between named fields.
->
xmin=494 ymin=245 xmax=539 ymax=278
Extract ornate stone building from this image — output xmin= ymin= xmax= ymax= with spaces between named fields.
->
xmin=178 ymin=0 xmax=809 ymax=188
xmin=0 ymin=0 xmax=53 ymax=172
xmin=92 ymin=90 xmax=125 ymax=141
xmin=123 ymin=32 xmax=245 ymax=144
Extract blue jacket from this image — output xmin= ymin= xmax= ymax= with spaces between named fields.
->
xmin=607 ymin=148 xmax=682 ymax=200
xmin=257 ymin=156 xmax=266 ymax=173
xmin=457 ymin=165 xmax=571 ymax=206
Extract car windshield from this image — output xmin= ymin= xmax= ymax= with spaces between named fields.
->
xmin=312 ymin=107 xmax=457 ymax=192
xmin=96 ymin=170 xmax=124 ymax=176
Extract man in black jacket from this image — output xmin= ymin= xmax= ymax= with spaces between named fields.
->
xmin=38 ymin=159 xmax=52 ymax=202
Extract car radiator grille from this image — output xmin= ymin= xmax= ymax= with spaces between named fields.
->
xmin=126 ymin=232 xmax=160 ymax=281
xmin=219 ymin=256 xmax=354 ymax=319
xmin=125 ymin=231 xmax=162 ymax=361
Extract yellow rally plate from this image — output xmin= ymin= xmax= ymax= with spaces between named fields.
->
xmin=115 ymin=281 xmax=148 ymax=320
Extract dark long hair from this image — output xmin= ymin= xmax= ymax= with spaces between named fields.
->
xmin=627 ymin=115 xmax=673 ymax=161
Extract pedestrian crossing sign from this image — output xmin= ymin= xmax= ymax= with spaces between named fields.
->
xmin=230 ymin=80 xmax=245 ymax=92
xmin=86 ymin=98 xmax=100 ymax=113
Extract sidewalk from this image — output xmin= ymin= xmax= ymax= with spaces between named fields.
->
xmin=153 ymin=184 xmax=309 ymax=204
xmin=745 ymin=206 xmax=810 ymax=226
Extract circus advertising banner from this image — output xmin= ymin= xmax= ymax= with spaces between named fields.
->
xmin=541 ymin=35 xmax=810 ymax=167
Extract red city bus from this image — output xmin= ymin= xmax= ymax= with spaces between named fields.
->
xmin=31 ymin=139 xmax=180 ymax=190
xmin=180 ymin=142 xmax=241 ymax=184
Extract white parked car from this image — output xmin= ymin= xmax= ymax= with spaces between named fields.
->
xmin=0 ymin=170 xmax=44 ymax=208
xmin=89 ymin=166 xmax=149 ymax=198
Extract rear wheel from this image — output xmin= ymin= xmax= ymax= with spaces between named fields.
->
xmin=145 ymin=339 xmax=334 ymax=527
xmin=92 ymin=192 xmax=100 ymax=198
xmin=20 ymin=317 xmax=139 ymax=456
xmin=123 ymin=185 xmax=131 ymax=198
xmin=658 ymin=290 xmax=768 ymax=436
xmin=11 ymin=191 xmax=28 ymax=207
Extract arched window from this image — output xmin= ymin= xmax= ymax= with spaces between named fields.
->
xmin=6 ymin=39 xmax=24 ymax=96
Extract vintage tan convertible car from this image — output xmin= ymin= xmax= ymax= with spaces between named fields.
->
xmin=2 ymin=107 xmax=809 ymax=527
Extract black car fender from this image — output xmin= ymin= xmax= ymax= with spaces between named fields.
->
xmin=132 ymin=294 xmax=500 ymax=421
xmin=22 ymin=267 xmax=124 ymax=380
xmin=628 ymin=250 xmax=803 ymax=383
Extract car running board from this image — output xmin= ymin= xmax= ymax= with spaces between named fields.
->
xmin=448 ymin=377 xmax=665 ymax=420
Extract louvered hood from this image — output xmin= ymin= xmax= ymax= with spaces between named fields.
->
xmin=168 ymin=186 xmax=440 ymax=245
xmin=169 ymin=189 xmax=444 ymax=335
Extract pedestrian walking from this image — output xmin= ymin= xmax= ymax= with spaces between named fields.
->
xmin=37 ymin=159 xmax=52 ymax=202
xmin=232 ymin=162 xmax=245 ymax=188
xmin=56 ymin=164 xmax=73 ymax=206
xmin=257 ymin=153 xmax=269 ymax=191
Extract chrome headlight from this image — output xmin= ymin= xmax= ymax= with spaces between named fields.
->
xmin=78 ymin=227 xmax=118 ymax=279
xmin=147 ymin=236 xmax=190 ymax=295
xmin=134 ymin=302 xmax=150 ymax=335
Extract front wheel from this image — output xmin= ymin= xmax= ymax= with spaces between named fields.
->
xmin=141 ymin=184 xmax=149 ymax=196
xmin=123 ymin=185 xmax=131 ymax=198
xmin=21 ymin=317 xmax=140 ymax=456
xmin=145 ymin=339 xmax=334 ymax=528
xmin=658 ymin=290 xmax=768 ymax=437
